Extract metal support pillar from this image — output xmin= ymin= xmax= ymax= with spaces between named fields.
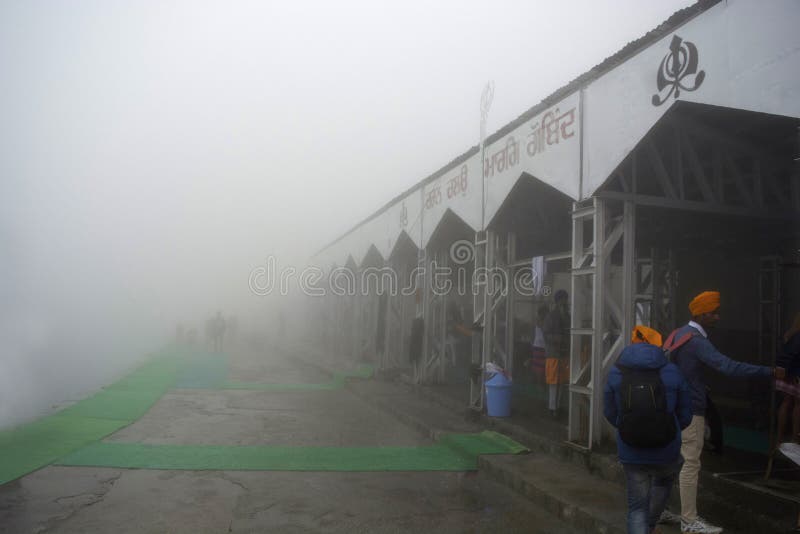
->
xmin=467 ymin=229 xmax=514 ymax=408
xmin=589 ymin=197 xmax=606 ymax=449
xmin=352 ymin=281 xmax=361 ymax=360
xmin=569 ymin=200 xmax=596 ymax=448
xmin=358 ymin=272 xmax=379 ymax=363
xmin=488 ymin=232 xmax=512 ymax=374
xmin=400 ymin=265 xmax=411 ymax=368
xmin=481 ymin=232 xmax=495 ymax=388
xmin=568 ymin=197 xmax=634 ymax=449
xmin=438 ymin=253 xmax=449 ymax=383
xmin=382 ymin=262 xmax=407 ymax=371
xmin=622 ymin=203 xmax=635 ymax=344
xmin=469 ymin=230 xmax=489 ymax=411
xmin=505 ymin=233 xmax=517 ymax=377
xmin=414 ymin=247 xmax=427 ymax=383
xmin=337 ymin=290 xmax=352 ymax=360
xmin=342 ymin=294 xmax=351 ymax=360
xmin=421 ymin=249 xmax=445 ymax=383
xmin=333 ymin=291 xmax=342 ymax=357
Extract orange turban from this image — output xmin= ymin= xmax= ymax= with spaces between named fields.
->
xmin=631 ymin=325 xmax=663 ymax=347
xmin=689 ymin=291 xmax=720 ymax=316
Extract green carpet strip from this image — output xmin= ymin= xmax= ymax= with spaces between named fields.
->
xmin=56 ymin=431 xmax=527 ymax=471
xmin=0 ymin=350 xmax=184 ymax=485
xmin=174 ymin=353 xmax=374 ymax=391
xmin=221 ymin=365 xmax=373 ymax=391
xmin=173 ymin=353 xmax=229 ymax=388
xmin=1 ymin=348 xmax=398 ymax=484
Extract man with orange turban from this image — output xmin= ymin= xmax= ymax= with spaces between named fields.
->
xmin=605 ymin=325 xmax=691 ymax=534
xmin=659 ymin=291 xmax=784 ymax=534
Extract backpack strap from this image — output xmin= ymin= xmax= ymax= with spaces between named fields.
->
xmin=663 ymin=329 xmax=699 ymax=362
xmin=662 ymin=330 xmax=680 ymax=352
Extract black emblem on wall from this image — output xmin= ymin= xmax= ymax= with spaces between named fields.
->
xmin=652 ymin=35 xmax=705 ymax=106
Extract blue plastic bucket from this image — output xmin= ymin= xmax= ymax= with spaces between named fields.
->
xmin=485 ymin=373 xmax=512 ymax=417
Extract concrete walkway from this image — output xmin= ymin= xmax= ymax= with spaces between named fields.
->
xmin=0 ymin=342 xmax=583 ymax=533
xmin=293 ymin=342 xmax=798 ymax=534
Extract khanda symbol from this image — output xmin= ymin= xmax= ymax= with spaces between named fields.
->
xmin=651 ymin=35 xmax=705 ymax=106
xmin=400 ymin=203 xmax=408 ymax=228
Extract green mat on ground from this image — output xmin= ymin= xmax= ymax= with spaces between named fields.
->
xmin=220 ymin=378 xmax=345 ymax=391
xmin=221 ymin=365 xmax=372 ymax=391
xmin=173 ymin=352 xmax=228 ymax=388
xmin=347 ymin=364 xmax=374 ymax=379
xmin=176 ymin=357 xmax=374 ymax=391
xmin=57 ymin=389 xmax=166 ymax=421
xmin=0 ymin=415 xmax=126 ymax=484
xmin=1 ymin=350 xmax=404 ymax=483
xmin=56 ymin=430 xmax=527 ymax=471
xmin=0 ymin=351 xmax=182 ymax=485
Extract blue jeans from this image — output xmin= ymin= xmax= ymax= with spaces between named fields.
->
xmin=623 ymin=459 xmax=683 ymax=534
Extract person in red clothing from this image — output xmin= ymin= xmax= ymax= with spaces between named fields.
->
xmin=543 ymin=290 xmax=570 ymax=418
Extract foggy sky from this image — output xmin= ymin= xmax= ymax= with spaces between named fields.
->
xmin=0 ymin=0 xmax=695 ymax=428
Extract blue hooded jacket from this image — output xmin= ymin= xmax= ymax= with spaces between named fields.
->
xmin=604 ymin=342 xmax=692 ymax=465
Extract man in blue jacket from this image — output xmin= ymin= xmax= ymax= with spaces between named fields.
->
xmin=605 ymin=325 xmax=692 ymax=534
xmin=666 ymin=291 xmax=783 ymax=534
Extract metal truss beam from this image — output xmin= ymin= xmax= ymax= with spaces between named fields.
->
xmin=596 ymin=191 xmax=799 ymax=220
xmin=609 ymin=116 xmax=799 ymax=220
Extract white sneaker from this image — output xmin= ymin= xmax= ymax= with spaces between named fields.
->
xmin=658 ymin=509 xmax=681 ymax=525
xmin=779 ymin=442 xmax=800 ymax=466
xmin=681 ymin=516 xmax=723 ymax=533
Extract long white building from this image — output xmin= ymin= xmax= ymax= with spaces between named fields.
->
xmin=308 ymin=0 xmax=800 ymax=450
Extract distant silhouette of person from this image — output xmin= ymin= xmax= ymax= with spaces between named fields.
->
xmin=205 ymin=317 xmax=215 ymax=349
xmin=529 ymin=305 xmax=549 ymax=385
xmin=212 ymin=312 xmax=227 ymax=353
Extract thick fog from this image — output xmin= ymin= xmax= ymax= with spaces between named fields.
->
xmin=0 ymin=0 xmax=694 ymax=428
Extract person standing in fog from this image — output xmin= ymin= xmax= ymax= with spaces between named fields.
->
xmin=212 ymin=311 xmax=227 ymax=353
xmin=543 ymin=290 xmax=570 ymax=418
xmin=529 ymin=305 xmax=549 ymax=386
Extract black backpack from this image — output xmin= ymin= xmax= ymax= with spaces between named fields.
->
xmin=616 ymin=365 xmax=677 ymax=448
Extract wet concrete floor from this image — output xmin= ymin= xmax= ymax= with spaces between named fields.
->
xmin=0 ymin=344 xmax=582 ymax=533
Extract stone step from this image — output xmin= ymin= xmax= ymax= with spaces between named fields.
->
xmin=479 ymin=453 xmax=627 ymax=534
